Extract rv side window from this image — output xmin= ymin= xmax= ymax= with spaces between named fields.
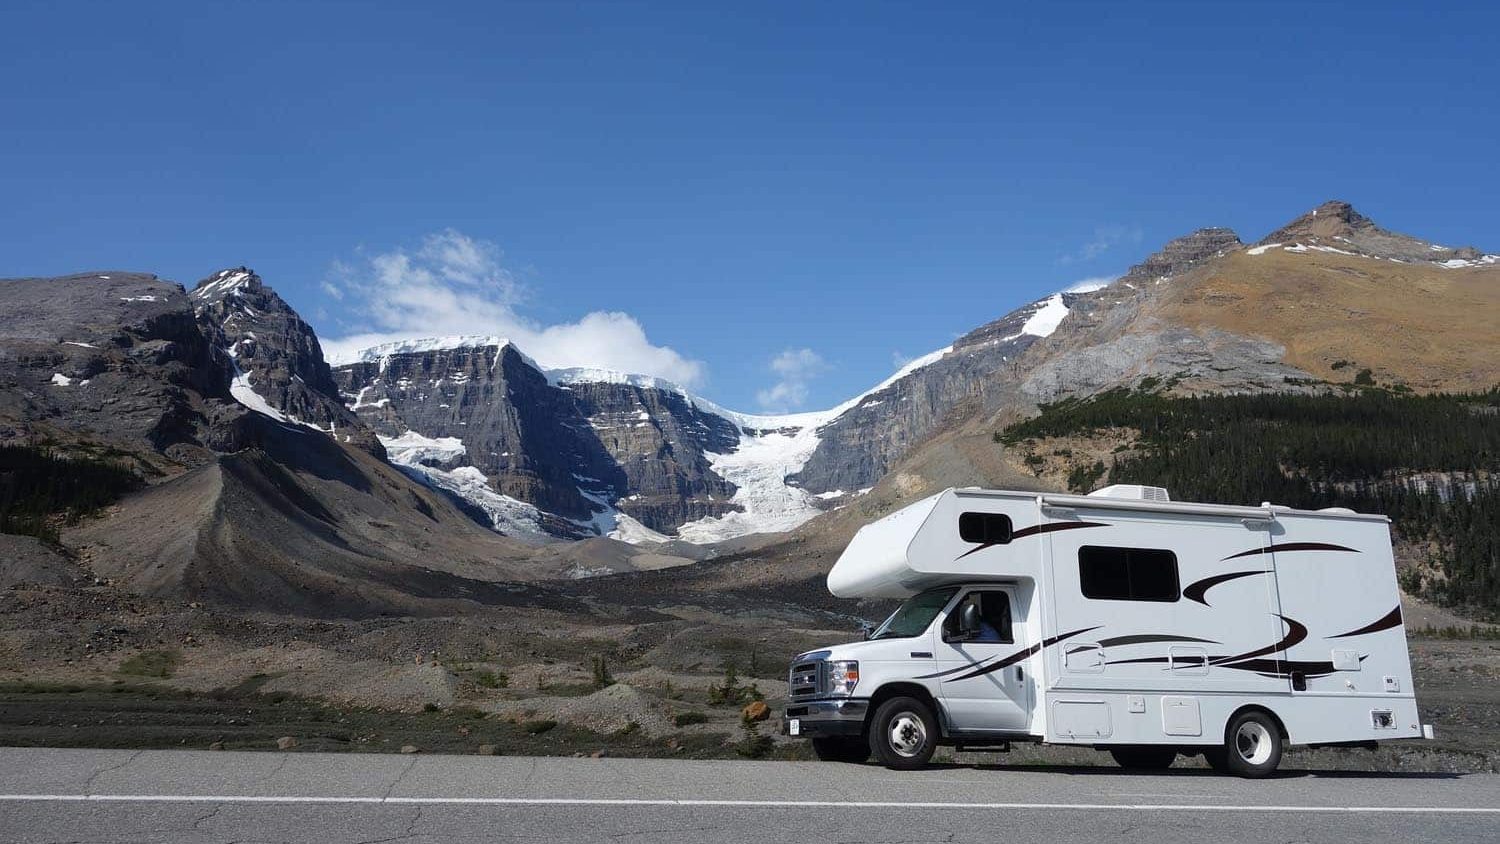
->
xmin=1078 ymin=546 xmax=1179 ymax=602
xmin=959 ymin=512 xmax=1012 ymax=545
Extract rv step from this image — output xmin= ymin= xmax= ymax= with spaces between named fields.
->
xmin=955 ymin=742 xmax=1011 ymax=753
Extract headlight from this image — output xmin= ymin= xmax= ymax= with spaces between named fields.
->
xmin=828 ymin=660 xmax=860 ymax=695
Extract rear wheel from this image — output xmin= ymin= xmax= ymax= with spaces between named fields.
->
xmin=1109 ymin=746 xmax=1177 ymax=770
xmin=812 ymin=736 xmax=870 ymax=763
xmin=869 ymin=696 xmax=939 ymax=770
xmin=1218 ymin=710 xmax=1283 ymax=778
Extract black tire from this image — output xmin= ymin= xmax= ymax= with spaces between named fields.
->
xmin=868 ymin=696 xmax=939 ymax=770
xmin=1218 ymin=710 xmax=1283 ymax=778
xmin=812 ymin=736 xmax=870 ymax=763
xmin=1109 ymin=746 xmax=1177 ymax=770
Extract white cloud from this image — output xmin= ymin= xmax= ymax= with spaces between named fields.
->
xmin=756 ymin=347 xmax=830 ymax=411
xmin=1063 ymin=275 xmax=1116 ymax=293
xmin=1059 ymin=225 xmax=1143 ymax=265
xmin=321 ymin=230 xmax=706 ymax=387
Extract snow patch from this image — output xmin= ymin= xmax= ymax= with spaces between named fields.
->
xmin=49 ymin=373 xmax=77 ymax=386
xmin=398 ymin=462 xmax=551 ymax=544
xmin=1019 ymin=294 xmax=1070 ymax=338
xmin=61 ymin=341 xmax=98 ymax=349
xmin=1437 ymin=255 xmax=1499 ymax=269
xmin=119 ymin=295 xmax=160 ymax=303
xmin=377 ymin=430 xmax=549 ymax=543
xmin=1246 ymin=243 xmax=1281 ymax=256
xmin=229 ymin=368 xmax=290 ymax=423
xmin=673 ymin=424 xmax=827 ymax=543
xmin=191 ymin=270 xmax=253 ymax=300
xmin=607 ymin=511 xmax=671 ymax=545
xmin=381 ymin=431 xmax=467 ymax=466
xmin=225 ymin=350 xmax=329 ymax=433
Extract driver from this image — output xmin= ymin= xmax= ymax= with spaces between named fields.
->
xmin=974 ymin=593 xmax=1010 ymax=643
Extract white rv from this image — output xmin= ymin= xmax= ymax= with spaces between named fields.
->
xmin=782 ymin=485 xmax=1432 ymax=777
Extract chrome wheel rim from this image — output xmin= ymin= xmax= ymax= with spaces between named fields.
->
xmin=888 ymin=711 xmax=927 ymax=757
xmin=1235 ymin=721 xmax=1274 ymax=766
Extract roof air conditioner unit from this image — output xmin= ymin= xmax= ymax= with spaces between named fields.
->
xmin=1087 ymin=484 xmax=1171 ymax=502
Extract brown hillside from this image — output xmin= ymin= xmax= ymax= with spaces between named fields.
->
xmin=1158 ymin=249 xmax=1500 ymax=391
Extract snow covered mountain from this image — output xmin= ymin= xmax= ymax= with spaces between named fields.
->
xmin=323 ymin=291 xmax=1081 ymax=545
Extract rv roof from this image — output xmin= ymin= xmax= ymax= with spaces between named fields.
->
xmin=953 ymin=487 xmax=1389 ymax=523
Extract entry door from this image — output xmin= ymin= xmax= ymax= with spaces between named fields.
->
xmin=936 ymin=588 xmax=1030 ymax=733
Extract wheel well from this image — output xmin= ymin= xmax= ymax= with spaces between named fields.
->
xmin=1225 ymin=705 xmax=1289 ymax=743
xmin=866 ymin=683 xmax=945 ymax=736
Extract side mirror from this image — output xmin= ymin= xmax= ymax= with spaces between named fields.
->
xmin=859 ymin=621 xmax=876 ymax=640
xmin=956 ymin=603 xmax=981 ymax=641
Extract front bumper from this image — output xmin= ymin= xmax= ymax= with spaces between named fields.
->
xmin=782 ymin=698 xmax=869 ymax=738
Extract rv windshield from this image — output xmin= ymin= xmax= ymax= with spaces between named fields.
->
xmin=869 ymin=587 xmax=959 ymax=640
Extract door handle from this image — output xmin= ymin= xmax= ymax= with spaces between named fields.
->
xmin=1015 ymin=666 xmax=1024 ymax=682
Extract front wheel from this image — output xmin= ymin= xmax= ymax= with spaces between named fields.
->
xmin=1109 ymin=746 xmax=1177 ymax=770
xmin=869 ymin=696 xmax=939 ymax=770
xmin=812 ymin=736 xmax=870 ymax=763
xmin=1216 ymin=710 xmax=1283 ymax=778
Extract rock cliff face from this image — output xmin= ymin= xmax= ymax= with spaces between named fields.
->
xmin=789 ymin=294 xmax=1072 ymax=495
xmin=332 ymin=342 xmax=620 ymax=522
xmin=561 ymin=377 xmax=741 ymax=529
xmin=1117 ymin=227 xmax=1243 ymax=287
xmin=0 ymin=271 xmax=250 ymax=460
xmin=330 ymin=343 xmax=746 ymax=534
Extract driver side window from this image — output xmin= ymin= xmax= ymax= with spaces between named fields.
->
xmin=943 ymin=590 xmax=1014 ymax=644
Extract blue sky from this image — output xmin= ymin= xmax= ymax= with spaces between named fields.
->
xmin=3 ymin=1 xmax=1496 ymax=411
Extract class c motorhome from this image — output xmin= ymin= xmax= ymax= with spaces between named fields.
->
xmin=781 ymin=485 xmax=1433 ymax=777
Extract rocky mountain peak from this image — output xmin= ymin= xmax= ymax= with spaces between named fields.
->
xmin=1254 ymin=200 xmax=1495 ymax=267
xmin=1119 ymin=226 xmax=1242 ymax=286
xmin=191 ymin=267 xmax=382 ymax=453
xmin=1259 ymin=199 xmax=1372 ymax=245
xmin=190 ymin=267 xmax=263 ymax=304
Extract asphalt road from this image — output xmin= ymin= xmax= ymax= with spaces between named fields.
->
xmin=1 ymin=748 xmax=1497 ymax=843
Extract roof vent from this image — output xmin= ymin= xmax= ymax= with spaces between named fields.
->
xmin=1088 ymin=484 xmax=1171 ymax=502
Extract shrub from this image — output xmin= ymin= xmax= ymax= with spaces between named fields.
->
xmin=522 ymin=719 xmax=557 ymax=734
xmin=673 ymin=711 xmax=709 ymax=727
xmin=472 ymin=670 xmax=507 ymax=689
xmin=735 ymin=719 xmax=774 ymax=759
xmin=590 ymin=656 xmax=614 ymax=689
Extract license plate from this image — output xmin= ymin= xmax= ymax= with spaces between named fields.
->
xmin=788 ymin=718 xmax=801 ymax=736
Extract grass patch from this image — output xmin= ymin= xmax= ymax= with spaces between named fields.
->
xmin=117 ymin=649 xmax=181 ymax=679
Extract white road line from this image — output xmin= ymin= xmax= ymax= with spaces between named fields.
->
xmin=0 ymin=795 xmax=1497 ymax=814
